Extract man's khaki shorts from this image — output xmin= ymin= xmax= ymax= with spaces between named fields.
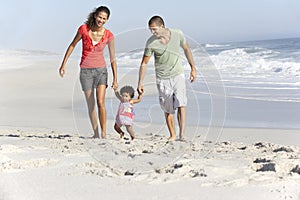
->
xmin=156 ymin=74 xmax=187 ymax=114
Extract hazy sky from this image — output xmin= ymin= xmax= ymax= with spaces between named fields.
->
xmin=1 ymin=0 xmax=299 ymax=53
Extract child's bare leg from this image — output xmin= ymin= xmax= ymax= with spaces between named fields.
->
xmin=125 ymin=125 xmax=135 ymax=140
xmin=114 ymin=123 xmax=124 ymax=138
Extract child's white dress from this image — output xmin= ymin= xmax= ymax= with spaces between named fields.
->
xmin=115 ymin=102 xmax=135 ymax=126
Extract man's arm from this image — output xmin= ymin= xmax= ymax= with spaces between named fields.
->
xmin=137 ymin=55 xmax=151 ymax=94
xmin=182 ymin=42 xmax=196 ymax=82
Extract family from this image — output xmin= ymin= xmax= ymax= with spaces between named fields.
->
xmin=59 ymin=6 xmax=197 ymax=141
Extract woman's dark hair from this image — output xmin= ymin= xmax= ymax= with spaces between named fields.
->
xmin=85 ymin=6 xmax=110 ymax=28
xmin=120 ymin=85 xmax=135 ymax=98
xmin=148 ymin=15 xmax=165 ymax=27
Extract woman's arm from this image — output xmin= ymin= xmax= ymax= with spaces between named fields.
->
xmin=59 ymin=31 xmax=82 ymax=77
xmin=108 ymin=39 xmax=118 ymax=90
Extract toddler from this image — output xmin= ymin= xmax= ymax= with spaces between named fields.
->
xmin=114 ymin=85 xmax=142 ymax=140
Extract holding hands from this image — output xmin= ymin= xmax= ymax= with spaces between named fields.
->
xmin=137 ymin=85 xmax=144 ymax=95
xmin=111 ymin=80 xmax=118 ymax=91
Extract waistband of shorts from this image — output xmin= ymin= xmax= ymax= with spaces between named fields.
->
xmin=80 ymin=67 xmax=107 ymax=71
xmin=156 ymin=73 xmax=184 ymax=81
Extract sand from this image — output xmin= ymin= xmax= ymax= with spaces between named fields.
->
xmin=0 ymin=61 xmax=300 ymax=200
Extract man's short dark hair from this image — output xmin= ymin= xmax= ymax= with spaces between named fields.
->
xmin=148 ymin=15 xmax=165 ymax=27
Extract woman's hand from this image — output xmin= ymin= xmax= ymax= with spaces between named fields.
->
xmin=59 ymin=66 xmax=65 ymax=78
xmin=111 ymin=81 xmax=118 ymax=90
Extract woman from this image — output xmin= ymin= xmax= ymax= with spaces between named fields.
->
xmin=59 ymin=6 xmax=118 ymax=139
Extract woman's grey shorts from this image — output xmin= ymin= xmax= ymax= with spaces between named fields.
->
xmin=79 ymin=68 xmax=108 ymax=91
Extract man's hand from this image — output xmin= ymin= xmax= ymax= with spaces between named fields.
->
xmin=137 ymin=85 xmax=144 ymax=95
xmin=190 ymin=68 xmax=196 ymax=83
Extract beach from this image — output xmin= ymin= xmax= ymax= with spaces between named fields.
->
xmin=1 ymin=128 xmax=300 ymax=200
xmin=0 ymin=55 xmax=300 ymax=200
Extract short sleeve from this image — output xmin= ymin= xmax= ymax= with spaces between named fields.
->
xmin=143 ymin=39 xmax=153 ymax=57
xmin=177 ymin=29 xmax=187 ymax=47
xmin=106 ymin=30 xmax=114 ymax=43
xmin=144 ymin=47 xmax=152 ymax=57
xmin=78 ymin=24 xmax=87 ymax=35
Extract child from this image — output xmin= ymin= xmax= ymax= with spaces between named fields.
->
xmin=114 ymin=85 xmax=142 ymax=140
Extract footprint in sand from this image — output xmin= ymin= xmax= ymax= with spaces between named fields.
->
xmin=290 ymin=165 xmax=300 ymax=175
xmin=0 ymin=158 xmax=58 ymax=172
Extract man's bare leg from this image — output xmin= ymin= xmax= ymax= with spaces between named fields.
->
xmin=177 ymin=107 xmax=186 ymax=140
xmin=96 ymin=85 xmax=107 ymax=139
xmin=165 ymin=112 xmax=176 ymax=141
xmin=84 ymin=90 xmax=99 ymax=138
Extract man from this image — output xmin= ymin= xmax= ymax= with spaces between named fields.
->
xmin=137 ymin=15 xmax=196 ymax=141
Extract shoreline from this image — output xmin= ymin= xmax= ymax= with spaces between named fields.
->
xmin=1 ymin=60 xmax=299 ymax=131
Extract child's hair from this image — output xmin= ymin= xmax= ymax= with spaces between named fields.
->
xmin=120 ymin=85 xmax=135 ymax=98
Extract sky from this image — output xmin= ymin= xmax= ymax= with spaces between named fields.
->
xmin=1 ymin=0 xmax=300 ymax=53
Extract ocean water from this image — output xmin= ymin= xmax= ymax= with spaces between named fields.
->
xmin=201 ymin=38 xmax=300 ymax=129
xmin=115 ymin=37 xmax=300 ymax=129
xmin=205 ymin=38 xmax=300 ymax=102
xmin=1 ymin=37 xmax=300 ymax=129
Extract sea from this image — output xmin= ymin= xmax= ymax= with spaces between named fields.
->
xmin=114 ymin=37 xmax=300 ymax=130
xmin=1 ymin=37 xmax=300 ymax=130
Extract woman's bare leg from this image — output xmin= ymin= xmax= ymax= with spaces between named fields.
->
xmin=96 ymin=85 xmax=107 ymax=139
xmin=83 ymin=90 xmax=99 ymax=138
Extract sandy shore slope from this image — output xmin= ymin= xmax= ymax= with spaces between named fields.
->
xmin=0 ymin=61 xmax=300 ymax=199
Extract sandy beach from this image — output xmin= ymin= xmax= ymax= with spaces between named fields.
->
xmin=1 ymin=61 xmax=300 ymax=200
